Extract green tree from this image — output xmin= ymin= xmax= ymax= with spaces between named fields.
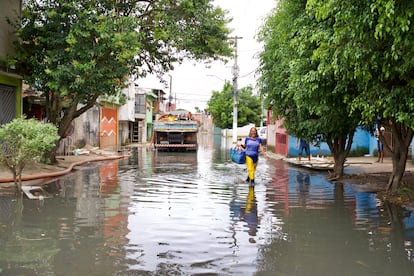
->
xmin=207 ymin=81 xmax=262 ymax=129
xmin=8 ymin=0 xmax=232 ymax=162
xmin=308 ymin=0 xmax=414 ymax=192
xmin=258 ymin=0 xmax=361 ymax=177
xmin=0 ymin=118 xmax=59 ymax=192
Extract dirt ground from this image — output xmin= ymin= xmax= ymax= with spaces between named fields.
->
xmin=1 ymin=151 xmax=414 ymax=206
xmin=341 ymin=157 xmax=414 ymax=189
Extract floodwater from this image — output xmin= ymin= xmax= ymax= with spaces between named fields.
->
xmin=0 ymin=134 xmax=414 ymax=276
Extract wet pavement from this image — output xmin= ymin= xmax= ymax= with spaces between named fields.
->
xmin=0 ymin=135 xmax=413 ymax=275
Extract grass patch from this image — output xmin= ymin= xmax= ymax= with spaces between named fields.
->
xmin=378 ymin=184 xmax=414 ymax=207
xmin=348 ymin=147 xmax=369 ymax=157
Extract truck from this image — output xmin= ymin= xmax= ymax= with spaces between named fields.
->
xmin=152 ymin=113 xmax=199 ymax=151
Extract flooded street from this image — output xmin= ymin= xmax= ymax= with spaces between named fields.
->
xmin=1 ymin=134 xmax=414 ymax=275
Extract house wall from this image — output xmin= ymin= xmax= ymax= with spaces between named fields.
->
xmin=118 ymin=82 xmax=135 ymax=145
xmin=0 ymin=0 xmax=22 ymax=125
xmin=118 ymin=82 xmax=135 ymax=122
xmin=134 ymin=92 xmax=146 ymax=143
xmin=266 ymin=124 xmax=276 ymax=150
xmin=287 ymin=136 xmax=325 ymax=157
xmin=266 ymin=119 xmax=288 ymax=155
xmin=268 ymin=118 xmax=372 ymax=157
xmin=118 ymin=122 xmax=130 ymax=146
xmin=57 ymin=105 xmax=100 ymax=155
xmin=73 ymin=106 xmax=100 ymax=148
xmin=145 ymin=99 xmax=152 ymax=142
xmin=0 ymin=0 xmax=21 ymax=61
xmin=199 ymin=113 xmax=213 ymax=133
xmin=287 ymin=127 xmax=371 ymax=157
xmin=354 ymin=127 xmax=371 ymax=152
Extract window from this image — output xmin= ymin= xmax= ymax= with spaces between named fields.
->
xmin=135 ymin=94 xmax=146 ymax=114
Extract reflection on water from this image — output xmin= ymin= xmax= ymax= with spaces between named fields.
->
xmin=240 ymin=186 xmax=260 ymax=243
xmin=0 ymin=134 xmax=413 ymax=275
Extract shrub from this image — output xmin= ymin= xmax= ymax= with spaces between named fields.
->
xmin=348 ymin=147 xmax=369 ymax=157
xmin=0 ymin=117 xmax=59 ymax=192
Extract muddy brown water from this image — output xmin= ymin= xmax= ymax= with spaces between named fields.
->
xmin=0 ymin=134 xmax=413 ymax=275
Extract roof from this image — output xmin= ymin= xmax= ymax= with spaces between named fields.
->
xmin=146 ymin=90 xmax=158 ymax=98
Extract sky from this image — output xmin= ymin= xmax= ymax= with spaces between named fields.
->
xmin=138 ymin=0 xmax=277 ymax=112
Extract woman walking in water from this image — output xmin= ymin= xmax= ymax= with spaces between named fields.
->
xmin=241 ymin=127 xmax=265 ymax=185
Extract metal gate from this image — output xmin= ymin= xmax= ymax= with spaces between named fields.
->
xmin=0 ymin=85 xmax=16 ymax=126
xmin=130 ymin=120 xmax=144 ymax=143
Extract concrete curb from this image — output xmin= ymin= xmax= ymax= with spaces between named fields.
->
xmin=0 ymin=155 xmax=127 ymax=183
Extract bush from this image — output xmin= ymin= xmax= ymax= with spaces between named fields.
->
xmin=0 ymin=117 xmax=59 ymax=192
xmin=348 ymin=147 xmax=369 ymax=157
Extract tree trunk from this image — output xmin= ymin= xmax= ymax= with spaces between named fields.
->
xmin=48 ymin=105 xmax=79 ymax=163
xmin=45 ymin=94 xmax=98 ymax=164
xmin=386 ymin=123 xmax=413 ymax=193
xmin=327 ymin=131 xmax=354 ymax=178
xmin=333 ymin=153 xmax=347 ymax=178
xmin=45 ymin=141 xmax=59 ymax=164
xmin=12 ymin=171 xmax=18 ymax=192
xmin=12 ymin=171 xmax=23 ymax=194
xmin=387 ymin=156 xmax=406 ymax=193
xmin=16 ymin=165 xmax=24 ymax=193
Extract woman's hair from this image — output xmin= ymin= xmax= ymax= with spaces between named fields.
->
xmin=249 ymin=127 xmax=258 ymax=137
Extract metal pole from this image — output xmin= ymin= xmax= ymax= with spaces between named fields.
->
xmin=232 ymin=64 xmax=238 ymax=144
xmin=230 ymin=36 xmax=242 ymax=144
xmin=169 ymin=75 xmax=173 ymax=112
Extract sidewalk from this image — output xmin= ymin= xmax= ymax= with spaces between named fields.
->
xmin=265 ymin=151 xmax=414 ymax=174
xmin=0 ymin=152 xmax=128 ymax=188
xmin=344 ymin=156 xmax=414 ymax=174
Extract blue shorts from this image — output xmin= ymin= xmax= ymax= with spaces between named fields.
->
xmin=377 ymin=140 xmax=383 ymax=152
xmin=299 ymin=143 xmax=310 ymax=156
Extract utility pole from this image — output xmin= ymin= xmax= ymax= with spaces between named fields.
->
xmin=168 ymin=74 xmax=173 ymax=112
xmin=229 ymin=36 xmax=243 ymax=144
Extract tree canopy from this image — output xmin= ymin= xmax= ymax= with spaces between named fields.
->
xmin=207 ymin=81 xmax=262 ymax=129
xmin=258 ymin=0 xmax=361 ymax=177
xmin=306 ymin=0 xmax=414 ymax=191
xmin=7 ymin=0 xmax=233 ymax=161
xmin=258 ymin=0 xmax=414 ymax=189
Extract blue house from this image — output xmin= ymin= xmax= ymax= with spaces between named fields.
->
xmin=266 ymin=114 xmax=413 ymax=161
xmin=287 ymin=127 xmax=372 ymax=158
xmin=267 ymin=118 xmax=385 ymax=158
